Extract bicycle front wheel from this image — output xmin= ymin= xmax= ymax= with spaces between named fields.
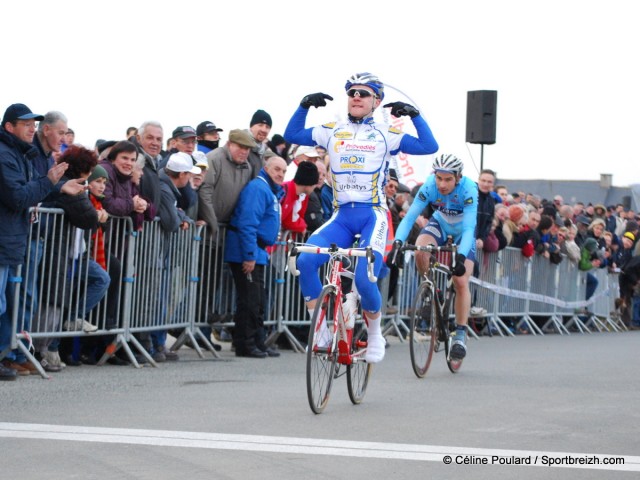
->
xmin=347 ymin=324 xmax=372 ymax=404
xmin=306 ymin=286 xmax=339 ymax=414
xmin=410 ymin=282 xmax=437 ymax=378
xmin=444 ymin=290 xmax=463 ymax=374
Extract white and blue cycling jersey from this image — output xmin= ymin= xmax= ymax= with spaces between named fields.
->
xmin=284 ymin=105 xmax=438 ymax=311
xmin=395 ymin=175 xmax=478 ymax=258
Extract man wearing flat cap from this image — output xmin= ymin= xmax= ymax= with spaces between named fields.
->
xmin=199 ymin=128 xmax=257 ymax=238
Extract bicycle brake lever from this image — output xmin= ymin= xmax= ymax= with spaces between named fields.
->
xmin=287 ymin=246 xmax=300 ymax=276
xmin=365 ymin=247 xmax=377 ymax=282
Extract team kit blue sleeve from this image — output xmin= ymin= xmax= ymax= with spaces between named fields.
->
xmin=284 ymin=107 xmax=315 ymax=147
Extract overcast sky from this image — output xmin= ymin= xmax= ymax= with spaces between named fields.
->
xmin=4 ymin=0 xmax=639 ymax=187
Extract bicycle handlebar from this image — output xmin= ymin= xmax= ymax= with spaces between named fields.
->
xmin=397 ymin=242 xmax=459 ymax=274
xmin=287 ymin=242 xmax=378 ymax=282
xmin=400 ymin=244 xmax=458 ymax=255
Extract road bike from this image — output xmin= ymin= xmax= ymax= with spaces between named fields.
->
xmin=399 ymin=239 xmax=463 ymax=377
xmin=288 ymin=242 xmax=377 ymax=414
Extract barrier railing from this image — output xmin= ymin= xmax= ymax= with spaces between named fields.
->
xmin=2 ymin=208 xmax=627 ymax=378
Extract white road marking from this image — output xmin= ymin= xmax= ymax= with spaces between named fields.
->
xmin=0 ymin=422 xmax=637 ymax=471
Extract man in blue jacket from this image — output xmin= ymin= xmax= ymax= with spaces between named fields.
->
xmin=225 ymin=156 xmax=287 ymax=358
xmin=0 ymin=103 xmax=69 ymax=379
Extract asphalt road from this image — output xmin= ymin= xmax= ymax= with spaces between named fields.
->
xmin=1 ymin=330 xmax=639 ymax=479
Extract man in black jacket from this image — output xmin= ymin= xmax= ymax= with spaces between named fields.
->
xmin=476 ymin=169 xmax=496 ymax=251
xmin=0 ymin=104 xmax=69 ymax=378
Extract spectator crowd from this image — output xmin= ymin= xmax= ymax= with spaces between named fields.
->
xmin=1 ymin=101 xmax=639 ymax=381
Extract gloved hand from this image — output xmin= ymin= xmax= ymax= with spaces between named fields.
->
xmin=385 ymin=240 xmax=403 ymax=269
xmin=300 ymin=92 xmax=334 ymax=109
xmin=383 ymin=101 xmax=420 ymax=118
xmin=452 ymin=254 xmax=467 ymax=277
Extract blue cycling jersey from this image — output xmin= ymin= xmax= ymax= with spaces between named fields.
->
xmin=394 ymin=175 xmax=478 ymax=257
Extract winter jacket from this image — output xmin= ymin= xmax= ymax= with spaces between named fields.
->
xmin=198 ymin=146 xmax=252 ymax=236
xmin=40 ymin=180 xmax=99 ymax=304
xmin=0 ymin=127 xmax=55 ymax=265
xmin=224 ymin=168 xmax=283 ymax=265
xmin=476 ymin=189 xmax=496 ymax=242
xmin=158 ymin=170 xmax=192 ymax=234
xmin=280 ymin=180 xmax=309 ymax=234
xmin=100 ymin=160 xmax=156 ymax=230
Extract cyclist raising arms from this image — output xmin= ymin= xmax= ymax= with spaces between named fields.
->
xmin=391 ymin=154 xmax=478 ymax=360
xmin=284 ymin=72 xmax=438 ymax=363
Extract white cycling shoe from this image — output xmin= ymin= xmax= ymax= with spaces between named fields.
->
xmin=365 ymin=333 xmax=386 ymax=363
xmin=316 ymin=323 xmax=333 ymax=349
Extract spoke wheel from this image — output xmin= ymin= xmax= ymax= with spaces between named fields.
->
xmin=347 ymin=324 xmax=372 ymax=404
xmin=409 ymin=283 xmax=437 ymax=378
xmin=443 ymin=291 xmax=463 ymax=374
xmin=306 ymin=286 xmax=338 ymax=414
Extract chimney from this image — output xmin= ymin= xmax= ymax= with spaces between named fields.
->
xmin=600 ymin=174 xmax=612 ymax=189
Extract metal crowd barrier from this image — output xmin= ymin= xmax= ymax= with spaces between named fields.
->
xmin=3 ymin=208 xmax=629 ymax=379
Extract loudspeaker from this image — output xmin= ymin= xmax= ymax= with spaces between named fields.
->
xmin=466 ymin=90 xmax=497 ymax=144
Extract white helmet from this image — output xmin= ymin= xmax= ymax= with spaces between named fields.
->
xmin=432 ymin=154 xmax=463 ymax=175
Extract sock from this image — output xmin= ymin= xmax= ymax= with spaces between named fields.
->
xmin=455 ymin=325 xmax=466 ymax=341
xmin=365 ymin=312 xmax=382 ymax=336
xmin=307 ymin=308 xmax=315 ymax=321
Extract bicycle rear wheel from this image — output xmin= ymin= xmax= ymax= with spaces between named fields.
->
xmin=347 ymin=323 xmax=372 ymax=404
xmin=410 ymin=282 xmax=437 ymax=378
xmin=306 ymin=286 xmax=339 ymax=414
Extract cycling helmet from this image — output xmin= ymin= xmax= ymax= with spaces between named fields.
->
xmin=345 ymin=72 xmax=385 ymax=100
xmin=432 ymin=154 xmax=464 ymax=175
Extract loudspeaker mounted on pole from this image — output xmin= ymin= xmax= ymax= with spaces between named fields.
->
xmin=466 ymin=90 xmax=497 ymax=170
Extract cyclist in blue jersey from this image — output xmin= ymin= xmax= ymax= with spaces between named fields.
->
xmin=284 ymin=72 xmax=438 ymax=363
xmin=390 ymin=154 xmax=478 ymax=360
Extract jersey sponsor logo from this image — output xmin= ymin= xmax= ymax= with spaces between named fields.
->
xmin=418 ymin=192 xmax=427 ymax=201
xmin=334 ymin=131 xmax=353 ymax=139
xmin=373 ymin=222 xmax=386 ymax=249
xmin=388 ymin=127 xmax=402 ymax=134
xmin=464 ymin=197 xmax=474 ymax=205
xmin=437 ymin=207 xmax=464 ymax=216
xmin=322 ymin=122 xmax=336 ymax=129
xmin=333 ymin=141 xmax=376 ymax=154
xmin=424 ymin=225 xmax=442 ymax=239
xmin=334 ymin=182 xmax=369 ymax=192
xmin=364 ymin=132 xmax=377 ymax=141
xmin=339 ymin=155 xmax=365 ymax=169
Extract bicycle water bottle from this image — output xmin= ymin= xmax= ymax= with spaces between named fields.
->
xmin=342 ymin=291 xmax=358 ymax=329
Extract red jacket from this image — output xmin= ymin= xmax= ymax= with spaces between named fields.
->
xmin=280 ymin=180 xmax=309 ymax=233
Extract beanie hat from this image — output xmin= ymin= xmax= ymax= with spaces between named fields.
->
xmin=293 ymin=161 xmax=319 ymax=186
xmin=270 ymin=134 xmax=285 ymax=146
xmin=583 ymin=237 xmax=598 ymax=253
xmin=250 ymin=109 xmax=272 ymax=127
xmin=508 ymin=204 xmax=525 ymax=224
xmin=88 ymin=165 xmax=108 ymax=183
xmin=623 ymin=231 xmax=636 ymax=242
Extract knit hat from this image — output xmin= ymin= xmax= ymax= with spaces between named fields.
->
xmin=583 ymin=237 xmax=598 ymax=253
xmin=508 ymin=204 xmax=525 ymax=224
xmin=623 ymin=231 xmax=636 ymax=242
xmin=250 ymin=109 xmax=272 ymax=127
xmin=88 ymin=165 xmax=108 ymax=183
xmin=270 ymin=134 xmax=286 ymax=147
xmin=293 ymin=161 xmax=319 ymax=186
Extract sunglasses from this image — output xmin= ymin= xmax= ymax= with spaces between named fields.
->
xmin=347 ymin=88 xmax=376 ymax=98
